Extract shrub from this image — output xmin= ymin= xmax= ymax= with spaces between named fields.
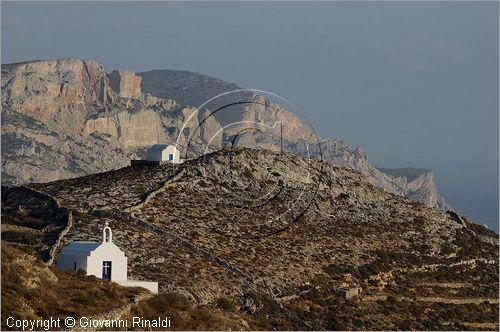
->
xmin=322 ymin=264 xmax=347 ymax=275
xmin=386 ymin=295 xmax=397 ymax=304
xmin=243 ymin=167 xmax=255 ymax=179
xmin=1 ymin=230 xmax=35 ymax=245
xmin=325 ymin=314 xmax=348 ymax=331
xmin=20 ymin=216 xmax=48 ymax=229
xmin=216 ymin=297 xmax=235 ymax=311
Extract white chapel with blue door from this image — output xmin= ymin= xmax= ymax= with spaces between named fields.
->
xmin=56 ymin=222 xmax=158 ymax=293
xmin=146 ymin=144 xmax=181 ymax=163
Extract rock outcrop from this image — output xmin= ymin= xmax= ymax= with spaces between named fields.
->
xmin=378 ymin=168 xmax=450 ymax=210
xmin=108 ymin=69 xmax=142 ymax=99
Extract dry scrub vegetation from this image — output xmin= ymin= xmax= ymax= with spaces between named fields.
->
xmin=2 ymin=148 xmax=498 ymax=330
xmin=1 ymin=243 xmax=139 ymax=328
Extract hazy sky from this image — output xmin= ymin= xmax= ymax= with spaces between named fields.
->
xmin=2 ymin=1 xmax=498 ymax=231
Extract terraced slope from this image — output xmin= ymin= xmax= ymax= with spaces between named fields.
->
xmin=3 ymin=148 xmax=498 ymax=330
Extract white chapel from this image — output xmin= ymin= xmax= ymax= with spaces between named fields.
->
xmin=56 ymin=222 xmax=158 ymax=293
xmin=146 ymin=144 xmax=181 ymax=163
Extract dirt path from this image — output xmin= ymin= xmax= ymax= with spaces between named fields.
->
xmin=417 ymin=282 xmax=472 ymax=288
xmin=362 ymin=294 xmax=498 ymax=305
xmin=442 ymin=321 xmax=499 ymax=330
xmin=416 ymin=296 xmax=498 ymax=304
xmin=460 ymin=322 xmax=499 ymax=330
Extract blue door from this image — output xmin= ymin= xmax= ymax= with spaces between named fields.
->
xmin=168 ymin=153 xmax=173 ymax=161
xmin=102 ymin=261 xmax=112 ymax=280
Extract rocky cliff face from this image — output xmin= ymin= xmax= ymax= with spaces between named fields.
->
xmin=82 ymin=108 xmax=166 ymax=149
xmin=2 ymin=59 xmax=134 ymax=183
xmin=108 ymin=69 xmax=142 ymax=99
xmin=2 ymin=58 xmax=448 ymax=210
xmin=1 ymin=59 xmax=115 ymax=132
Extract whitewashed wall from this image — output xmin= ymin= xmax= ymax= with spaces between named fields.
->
xmin=56 ymin=254 xmax=88 ymax=272
xmin=86 ymin=243 xmax=128 ymax=281
xmin=146 ymin=145 xmax=181 ymax=163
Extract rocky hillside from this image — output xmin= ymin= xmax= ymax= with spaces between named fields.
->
xmin=2 ymin=148 xmax=497 ymax=330
xmin=2 ymin=58 xmax=448 ymax=209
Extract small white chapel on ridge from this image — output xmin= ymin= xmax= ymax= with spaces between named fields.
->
xmin=56 ymin=222 xmax=158 ymax=294
xmin=146 ymin=144 xmax=181 ymax=163
xmin=131 ymin=144 xmax=182 ymax=166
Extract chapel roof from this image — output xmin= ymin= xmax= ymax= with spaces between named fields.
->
xmin=147 ymin=144 xmax=170 ymax=151
xmin=60 ymin=241 xmax=101 ymax=254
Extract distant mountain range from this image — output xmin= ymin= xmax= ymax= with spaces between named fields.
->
xmin=2 ymin=58 xmax=448 ymax=209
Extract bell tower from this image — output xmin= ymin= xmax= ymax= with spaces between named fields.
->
xmin=102 ymin=221 xmax=113 ymax=243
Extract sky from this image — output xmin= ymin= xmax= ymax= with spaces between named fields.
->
xmin=2 ymin=1 xmax=498 ymax=231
